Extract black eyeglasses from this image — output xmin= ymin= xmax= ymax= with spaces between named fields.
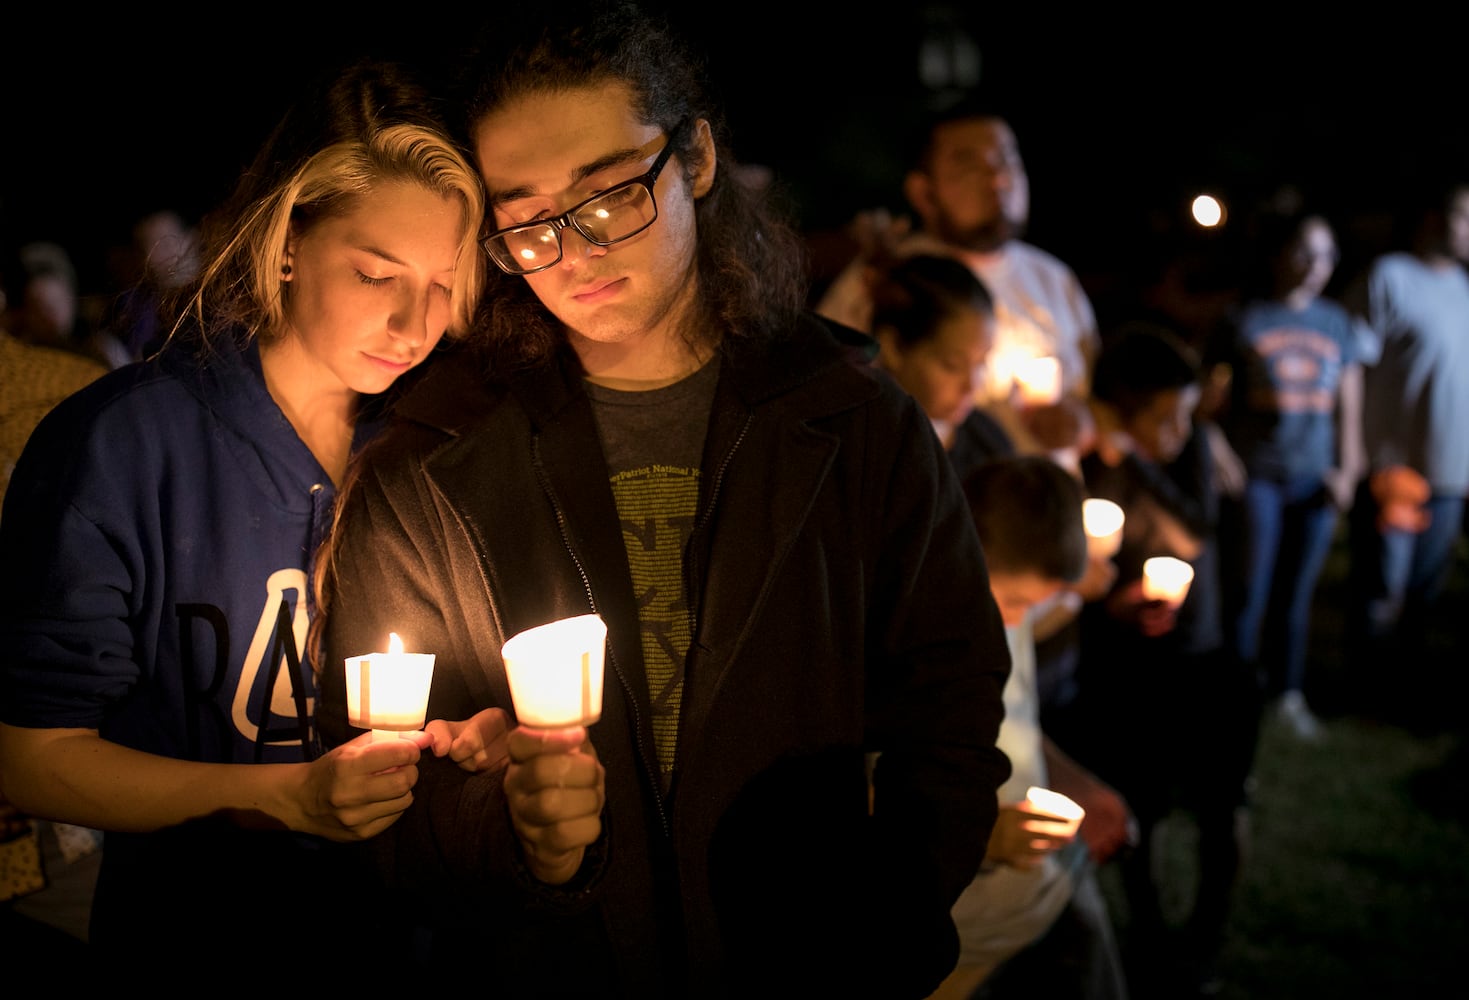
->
xmin=481 ymin=119 xmax=691 ymax=276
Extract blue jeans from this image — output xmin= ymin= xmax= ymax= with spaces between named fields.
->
xmin=1233 ymin=474 xmax=1339 ymax=694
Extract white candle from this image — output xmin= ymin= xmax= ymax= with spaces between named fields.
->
xmin=1025 ymin=785 xmax=1086 ymax=837
xmin=502 ymin=614 xmax=607 ymax=730
xmin=345 ymin=632 xmax=436 ymax=741
xmin=1013 ymin=355 xmax=1062 ymax=406
xmin=1082 ymin=498 xmax=1124 ymax=559
xmin=1142 ymin=556 xmax=1195 ymax=606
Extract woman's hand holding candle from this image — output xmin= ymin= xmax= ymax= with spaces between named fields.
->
xmin=505 ymin=725 xmax=605 ymax=885
xmin=287 ymin=730 xmax=433 ymax=842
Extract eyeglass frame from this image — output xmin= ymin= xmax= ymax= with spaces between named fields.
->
xmin=480 ymin=117 xmax=693 ymax=275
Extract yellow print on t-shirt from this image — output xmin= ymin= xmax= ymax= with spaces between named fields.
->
xmin=610 ymin=464 xmax=699 ymax=782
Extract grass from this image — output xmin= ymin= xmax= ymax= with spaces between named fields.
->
xmin=1098 ymin=523 xmax=1469 ymax=999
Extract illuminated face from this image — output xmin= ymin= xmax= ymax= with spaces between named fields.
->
xmin=987 ymin=569 xmax=1064 ymax=627
xmin=877 ymin=306 xmax=995 ymax=425
xmin=279 ymin=178 xmax=463 ymax=396
xmin=472 ymin=82 xmax=714 ymax=367
xmin=915 ymin=117 xmax=1028 ymax=252
xmin=1123 ymin=383 xmax=1202 ymax=464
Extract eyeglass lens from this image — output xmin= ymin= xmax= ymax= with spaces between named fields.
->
xmin=488 ymin=181 xmax=659 ymax=273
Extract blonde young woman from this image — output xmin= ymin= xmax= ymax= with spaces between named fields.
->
xmin=0 ymin=58 xmax=504 ymax=969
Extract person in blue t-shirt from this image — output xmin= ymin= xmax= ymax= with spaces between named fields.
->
xmin=1216 ymin=206 xmax=1364 ymax=741
xmin=0 ymin=57 xmax=504 ymax=974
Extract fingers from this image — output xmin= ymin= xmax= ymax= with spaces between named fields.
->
xmin=504 ymin=730 xmax=605 ymax=884
xmin=507 ymin=747 xmax=603 ymax=802
xmin=324 ymin=739 xmax=423 ymax=805
xmin=422 ymin=710 xmax=513 ymax=772
xmin=422 ymin=719 xmax=456 ymax=757
xmin=298 ymin=743 xmax=423 ymax=842
xmin=329 ymin=785 xmax=419 ymax=840
xmin=453 ymin=709 xmax=512 ymax=773
xmin=990 ymin=804 xmax=1074 ymax=868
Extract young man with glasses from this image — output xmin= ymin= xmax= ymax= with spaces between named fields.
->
xmin=314 ymin=4 xmax=1011 ymax=995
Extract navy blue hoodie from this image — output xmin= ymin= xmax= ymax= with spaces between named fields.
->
xmin=0 ymin=330 xmax=383 ymax=959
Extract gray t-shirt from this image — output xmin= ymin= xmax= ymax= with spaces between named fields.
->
xmin=584 ymin=357 xmax=720 ymax=790
xmin=1354 ymin=253 xmax=1469 ymax=492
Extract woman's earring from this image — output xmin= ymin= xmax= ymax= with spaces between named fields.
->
xmin=281 ymin=263 xmax=292 ymax=278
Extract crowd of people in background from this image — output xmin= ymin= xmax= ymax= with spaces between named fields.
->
xmin=807 ymin=97 xmax=1469 ymax=998
xmin=2 ymin=5 xmax=1466 ymax=998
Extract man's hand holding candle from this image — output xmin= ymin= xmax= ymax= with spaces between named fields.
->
xmin=505 ymin=725 xmax=605 ymax=885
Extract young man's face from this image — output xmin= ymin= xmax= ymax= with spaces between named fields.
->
xmin=473 ymin=81 xmax=715 ymax=375
xmin=987 ymin=569 xmax=1064 ymax=628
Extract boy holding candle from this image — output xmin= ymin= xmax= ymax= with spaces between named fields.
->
xmin=1056 ymin=322 xmax=1260 ymax=997
xmin=312 ymin=3 xmax=1012 ymax=996
xmin=928 ymin=454 xmax=1132 ymax=1000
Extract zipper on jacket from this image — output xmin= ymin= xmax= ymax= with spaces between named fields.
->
xmin=532 ymin=436 xmax=671 ymax=839
xmin=683 ymin=413 xmax=751 ymax=630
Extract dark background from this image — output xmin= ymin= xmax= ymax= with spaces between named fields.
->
xmin=3 ymin=6 xmax=1463 ymax=307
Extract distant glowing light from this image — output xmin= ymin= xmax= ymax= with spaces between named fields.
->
xmin=1191 ymin=194 xmax=1225 ymax=228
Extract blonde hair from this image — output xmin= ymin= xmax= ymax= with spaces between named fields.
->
xmin=162 ymin=60 xmax=485 ymax=354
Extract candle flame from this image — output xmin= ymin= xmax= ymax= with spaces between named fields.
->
xmin=389 ymin=632 xmax=404 ymax=654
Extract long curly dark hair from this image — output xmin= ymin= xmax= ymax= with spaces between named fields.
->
xmin=449 ymin=1 xmax=808 ymax=372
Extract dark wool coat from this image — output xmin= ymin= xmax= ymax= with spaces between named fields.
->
xmin=317 ymin=313 xmax=1011 ymax=997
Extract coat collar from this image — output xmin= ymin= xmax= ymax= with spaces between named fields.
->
xmin=392 ymin=311 xmax=879 ymax=435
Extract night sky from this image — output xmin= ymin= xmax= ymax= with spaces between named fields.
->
xmin=3 ymin=7 xmax=1462 ymax=305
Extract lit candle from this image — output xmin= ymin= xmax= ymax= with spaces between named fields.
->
xmin=1024 ymin=785 xmax=1086 ymax=838
xmin=1142 ymin=556 xmax=1195 ymax=606
xmin=1013 ymin=355 xmax=1062 ymax=406
xmin=1082 ymin=498 xmax=1124 ymax=559
xmin=344 ymin=632 xmax=436 ymax=742
xmin=501 ymin=614 xmax=607 ymax=731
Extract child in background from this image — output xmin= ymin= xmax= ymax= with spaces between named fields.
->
xmin=930 ymin=454 xmax=1131 ymax=1000
xmin=869 ymin=253 xmax=1131 ymax=866
xmin=1058 ymin=322 xmax=1261 ymax=999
